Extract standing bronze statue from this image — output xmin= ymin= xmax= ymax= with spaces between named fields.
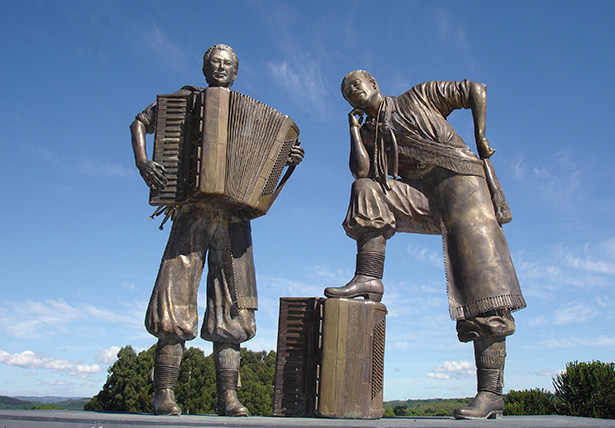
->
xmin=325 ymin=70 xmax=525 ymax=419
xmin=130 ymin=44 xmax=303 ymax=417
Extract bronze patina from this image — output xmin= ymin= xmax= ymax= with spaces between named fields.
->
xmin=324 ymin=70 xmax=525 ymax=420
xmin=130 ymin=44 xmax=303 ymax=417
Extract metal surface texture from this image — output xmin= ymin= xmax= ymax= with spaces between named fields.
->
xmin=150 ymin=85 xmax=300 ymax=220
xmin=129 ymin=43 xmax=303 ymax=417
xmin=324 ymin=70 xmax=526 ymax=419
xmin=273 ymin=298 xmax=386 ymax=419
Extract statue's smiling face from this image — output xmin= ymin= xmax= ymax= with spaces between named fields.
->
xmin=204 ymin=49 xmax=237 ymax=88
xmin=343 ymin=74 xmax=379 ymax=111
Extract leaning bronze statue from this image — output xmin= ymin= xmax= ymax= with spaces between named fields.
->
xmin=324 ymin=70 xmax=525 ymax=419
xmin=130 ymin=44 xmax=303 ymax=416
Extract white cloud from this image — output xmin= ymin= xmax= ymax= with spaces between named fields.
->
xmin=545 ymin=335 xmax=615 ymax=349
xmin=25 ymin=143 xmax=135 ymax=180
xmin=553 ymin=301 xmax=600 ymax=325
xmin=516 ymin=238 xmax=615 ymax=294
xmin=77 ymin=159 xmax=135 ymax=180
xmin=97 ymin=346 xmax=121 ymax=365
xmin=387 ymin=340 xmax=415 ymax=351
xmin=406 ymin=244 xmax=443 ymax=268
xmin=526 ymin=316 xmax=545 ymax=327
xmin=0 ymin=349 xmax=102 ymax=378
xmin=511 ymin=151 xmax=583 ymax=207
xmin=75 ymin=364 xmax=103 ymax=375
xmin=267 ymin=58 xmax=329 ymax=121
xmin=536 ymin=368 xmax=564 ymax=377
xmin=427 ymin=360 xmax=473 ymax=380
xmin=258 ymin=274 xmax=323 ymax=299
xmin=0 ymin=298 xmax=145 ymax=339
xmin=564 ymin=254 xmax=615 ymax=276
xmin=435 ymin=8 xmax=469 ymax=52
xmin=136 ymin=22 xmax=191 ymax=76
xmin=311 ymin=265 xmax=354 ymax=285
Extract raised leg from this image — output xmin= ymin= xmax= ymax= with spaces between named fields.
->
xmin=324 ymin=235 xmax=386 ymax=302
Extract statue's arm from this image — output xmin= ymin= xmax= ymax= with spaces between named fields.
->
xmin=348 ymin=110 xmax=370 ymax=178
xmin=130 ymin=118 xmax=167 ymax=189
xmin=469 ymin=81 xmax=495 ymax=159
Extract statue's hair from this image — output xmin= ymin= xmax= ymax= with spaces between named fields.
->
xmin=341 ymin=70 xmax=380 ymax=100
xmin=203 ymin=44 xmax=239 ymax=70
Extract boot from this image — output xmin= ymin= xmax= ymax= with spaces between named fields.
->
xmin=152 ymin=340 xmax=183 ymax=415
xmin=453 ymin=337 xmax=506 ymax=419
xmin=214 ymin=343 xmax=249 ymax=417
xmin=324 ymin=235 xmax=385 ymax=302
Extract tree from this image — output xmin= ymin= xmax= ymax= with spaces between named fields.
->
xmin=31 ymin=403 xmax=62 ymax=410
xmin=237 ymin=348 xmax=276 ymax=416
xmin=382 ymin=407 xmax=395 ymax=417
xmin=85 ymin=345 xmax=155 ymax=413
xmin=504 ymin=388 xmax=556 ymax=415
xmin=175 ymin=347 xmax=216 ymax=414
xmin=85 ymin=345 xmax=277 ymax=416
xmin=553 ymin=360 xmax=615 ymax=419
xmin=393 ymin=405 xmax=408 ymax=416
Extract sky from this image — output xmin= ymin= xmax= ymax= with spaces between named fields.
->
xmin=1 ymin=0 xmax=614 ymax=402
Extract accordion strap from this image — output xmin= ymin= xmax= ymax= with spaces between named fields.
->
xmin=266 ymin=140 xmax=301 ymax=209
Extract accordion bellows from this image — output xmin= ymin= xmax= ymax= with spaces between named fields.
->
xmin=273 ymin=297 xmax=387 ymax=419
xmin=150 ymin=87 xmax=300 ymax=220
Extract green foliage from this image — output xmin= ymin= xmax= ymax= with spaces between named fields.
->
xmin=31 ymin=403 xmax=62 ymax=410
xmin=53 ymin=398 xmax=90 ymax=410
xmin=0 ymin=395 xmax=37 ymax=409
xmin=237 ymin=348 xmax=276 ymax=416
xmin=382 ymin=407 xmax=395 ymax=417
xmin=84 ymin=345 xmax=155 ymax=413
xmin=385 ymin=398 xmax=472 ymax=417
xmin=175 ymin=347 xmax=216 ymax=414
xmin=504 ymin=388 xmax=556 ymax=415
xmin=85 ymin=344 xmax=276 ymax=416
xmin=553 ymin=360 xmax=615 ymax=419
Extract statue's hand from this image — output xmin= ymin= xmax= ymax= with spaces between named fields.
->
xmin=286 ymin=142 xmax=304 ymax=166
xmin=138 ymin=160 xmax=167 ymax=189
xmin=477 ymin=136 xmax=496 ymax=159
xmin=349 ymin=109 xmax=364 ymax=128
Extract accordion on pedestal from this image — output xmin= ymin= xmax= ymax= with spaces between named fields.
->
xmin=149 ymin=86 xmax=300 ymax=220
xmin=273 ymin=297 xmax=387 ymax=419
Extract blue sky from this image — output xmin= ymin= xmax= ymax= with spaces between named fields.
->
xmin=1 ymin=1 xmax=614 ymax=401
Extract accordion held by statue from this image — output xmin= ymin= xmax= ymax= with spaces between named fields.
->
xmin=150 ymin=86 xmax=300 ymax=220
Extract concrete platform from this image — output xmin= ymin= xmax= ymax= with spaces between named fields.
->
xmin=1 ymin=410 xmax=614 ymax=428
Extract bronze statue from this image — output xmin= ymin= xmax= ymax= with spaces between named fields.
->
xmin=130 ymin=44 xmax=303 ymax=417
xmin=324 ymin=70 xmax=525 ymax=419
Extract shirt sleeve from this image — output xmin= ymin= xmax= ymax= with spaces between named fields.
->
xmin=414 ymin=79 xmax=472 ymax=118
xmin=135 ymin=101 xmax=157 ymax=135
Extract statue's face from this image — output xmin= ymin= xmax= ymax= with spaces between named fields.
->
xmin=343 ymin=74 xmax=380 ymax=111
xmin=203 ymin=49 xmax=237 ymax=87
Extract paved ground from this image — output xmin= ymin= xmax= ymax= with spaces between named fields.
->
xmin=1 ymin=410 xmax=614 ymax=428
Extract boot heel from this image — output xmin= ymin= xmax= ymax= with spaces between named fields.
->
xmin=488 ymin=410 xmax=503 ymax=419
xmin=366 ymin=293 xmax=383 ymax=302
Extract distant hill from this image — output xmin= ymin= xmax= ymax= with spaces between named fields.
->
xmin=53 ymin=398 xmax=90 ymax=410
xmin=0 ymin=396 xmax=89 ymax=410
xmin=0 ymin=396 xmax=39 ymax=409
xmin=14 ymin=396 xmax=86 ymax=404
xmin=384 ymin=398 xmax=473 ymax=417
